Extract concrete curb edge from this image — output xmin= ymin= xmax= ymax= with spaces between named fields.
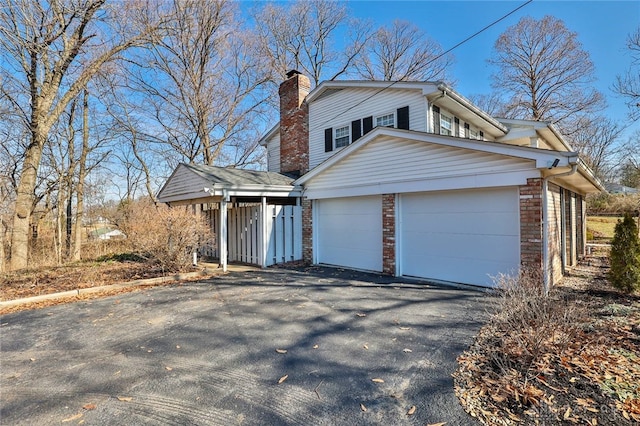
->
xmin=1 ymin=268 xmax=220 ymax=309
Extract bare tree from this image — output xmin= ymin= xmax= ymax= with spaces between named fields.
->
xmin=617 ymin=130 xmax=640 ymax=188
xmin=354 ymin=20 xmax=453 ymax=82
xmin=126 ymin=0 xmax=271 ymax=168
xmin=489 ymin=15 xmax=604 ymax=134
xmin=0 ymin=0 xmax=164 ymax=270
xmin=613 ymin=27 xmax=640 ymax=121
xmin=252 ymin=0 xmax=371 ymax=86
xmin=570 ymin=116 xmax=623 ymax=181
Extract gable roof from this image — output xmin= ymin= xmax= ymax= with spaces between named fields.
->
xmin=259 ymin=79 xmax=512 ymax=146
xmin=295 ymin=127 xmax=603 ymax=194
xmin=157 ymin=163 xmax=300 ymax=204
xmin=183 ymin=163 xmax=294 ymax=187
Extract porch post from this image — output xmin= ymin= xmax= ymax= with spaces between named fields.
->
xmin=260 ymin=196 xmax=268 ymax=268
xmin=219 ymin=192 xmax=228 ymax=272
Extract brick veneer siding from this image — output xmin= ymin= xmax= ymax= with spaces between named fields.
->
xmin=382 ymin=194 xmax=396 ymax=275
xmin=302 ymin=197 xmax=313 ymax=264
xmin=279 ymin=73 xmax=310 ymax=176
xmin=519 ymin=178 xmax=544 ymax=272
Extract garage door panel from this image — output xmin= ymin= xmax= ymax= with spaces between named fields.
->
xmin=317 ymin=196 xmax=382 ymax=272
xmin=404 ymin=233 xmax=519 ymax=263
xmin=403 ymin=212 xmax=517 ymax=235
xmin=401 ymin=188 xmax=520 ymax=287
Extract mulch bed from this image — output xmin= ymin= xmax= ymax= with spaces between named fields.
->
xmin=454 ymin=250 xmax=640 ymax=425
xmin=0 ymin=260 xmax=217 ymax=315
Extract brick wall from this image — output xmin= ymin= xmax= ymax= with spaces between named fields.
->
xmin=519 ymin=178 xmax=543 ymax=271
xmin=302 ymin=197 xmax=313 ymax=264
xmin=279 ymin=72 xmax=310 ymax=176
xmin=382 ymin=194 xmax=396 ymax=275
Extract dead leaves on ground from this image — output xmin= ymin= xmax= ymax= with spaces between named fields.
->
xmin=454 ymin=264 xmax=640 ymax=425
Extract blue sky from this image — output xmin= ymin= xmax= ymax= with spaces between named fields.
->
xmin=345 ymin=0 xmax=640 ymax=139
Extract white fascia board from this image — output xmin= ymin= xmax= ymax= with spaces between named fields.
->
xmin=158 ymin=191 xmax=216 ymax=204
xmin=577 ymin=158 xmax=606 ymax=192
xmin=497 ymin=127 xmax=538 ymax=143
xmin=303 ymin=169 xmax=540 ymax=199
xmin=259 ymin=123 xmax=279 ymax=147
xmin=434 ymin=84 xmax=509 ymax=134
xmin=207 ymin=184 xmax=302 ymax=198
xmin=296 ymin=127 xmax=578 ymax=185
xmin=305 ymin=80 xmax=438 ymax=103
xmin=498 ymin=119 xmax=574 ymax=152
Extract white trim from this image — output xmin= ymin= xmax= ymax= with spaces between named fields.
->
xmin=261 ymin=197 xmax=268 ymax=268
xmin=334 ymin=124 xmax=351 ymax=148
xmin=375 ymin=111 xmax=396 ymax=128
xmin=219 ymin=195 xmax=228 ymax=272
xmin=306 ymin=80 xmax=440 ymax=103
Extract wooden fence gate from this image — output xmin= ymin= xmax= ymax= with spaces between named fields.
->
xmin=204 ymin=203 xmax=302 ymax=267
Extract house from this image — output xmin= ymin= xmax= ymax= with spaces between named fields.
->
xmin=604 ymin=182 xmax=638 ymax=195
xmin=158 ymin=70 xmax=603 ymax=289
xmin=89 ymin=228 xmax=126 ymax=240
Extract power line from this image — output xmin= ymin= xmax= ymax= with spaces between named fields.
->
xmin=318 ymin=0 xmax=533 ymax=129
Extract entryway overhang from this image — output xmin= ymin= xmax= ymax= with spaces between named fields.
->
xmin=157 ymin=163 xmax=303 ymax=272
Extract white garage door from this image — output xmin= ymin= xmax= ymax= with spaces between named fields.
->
xmin=400 ymin=188 xmax=520 ymax=287
xmin=316 ymin=196 xmax=382 ymax=272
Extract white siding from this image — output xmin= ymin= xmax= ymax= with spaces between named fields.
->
xmin=157 ymin=165 xmax=210 ymax=202
xmin=304 ymin=135 xmax=537 ymax=198
xmin=266 ymin=133 xmax=281 ymax=173
xmin=308 ymin=88 xmax=427 ymax=169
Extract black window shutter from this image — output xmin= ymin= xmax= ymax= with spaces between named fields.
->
xmin=324 ymin=128 xmax=333 ymax=152
xmin=432 ymin=105 xmax=440 ymax=134
xmin=363 ymin=116 xmax=373 ymax=134
xmin=464 ymin=122 xmax=470 ymax=138
xmin=397 ymin=106 xmax=410 ymax=130
xmin=454 ymin=117 xmax=460 ymax=137
xmin=479 ymin=131 xmax=484 ymax=139
xmin=351 ymin=120 xmax=362 ymax=142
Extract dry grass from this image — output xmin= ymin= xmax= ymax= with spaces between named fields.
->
xmin=587 ymin=216 xmax=622 ymax=242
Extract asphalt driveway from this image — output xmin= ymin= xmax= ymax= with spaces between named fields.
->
xmin=1 ymin=266 xmax=487 ymax=425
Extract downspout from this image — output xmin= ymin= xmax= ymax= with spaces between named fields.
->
xmin=542 ymin=162 xmax=578 ymax=295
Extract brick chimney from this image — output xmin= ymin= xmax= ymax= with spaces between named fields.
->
xmin=279 ymin=70 xmax=310 ymax=177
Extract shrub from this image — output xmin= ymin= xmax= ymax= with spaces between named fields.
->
xmin=119 ymin=198 xmax=211 ymax=272
xmin=609 ymin=212 xmax=640 ymax=293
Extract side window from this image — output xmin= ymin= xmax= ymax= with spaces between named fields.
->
xmin=440 ymin=114 xmax=453 ymax=136
xmin=375 ymin=113 xmax=395 ymax=128
xmin=335 ymin=125 xmax=350 ymax=148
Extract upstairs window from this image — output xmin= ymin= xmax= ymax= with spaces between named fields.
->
xmin=376 ymin=113 xmax=395 ymax=128
xmin=440 ymin=114 xmax=453 ymax=136
xmin=335 ymin=125 xmax=350 ymax=148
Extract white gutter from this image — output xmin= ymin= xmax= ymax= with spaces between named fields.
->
xmin=542 ymin=163 xmax=578 ymax=295
xmin=436 ymin=84 xmax=508 ymax=134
